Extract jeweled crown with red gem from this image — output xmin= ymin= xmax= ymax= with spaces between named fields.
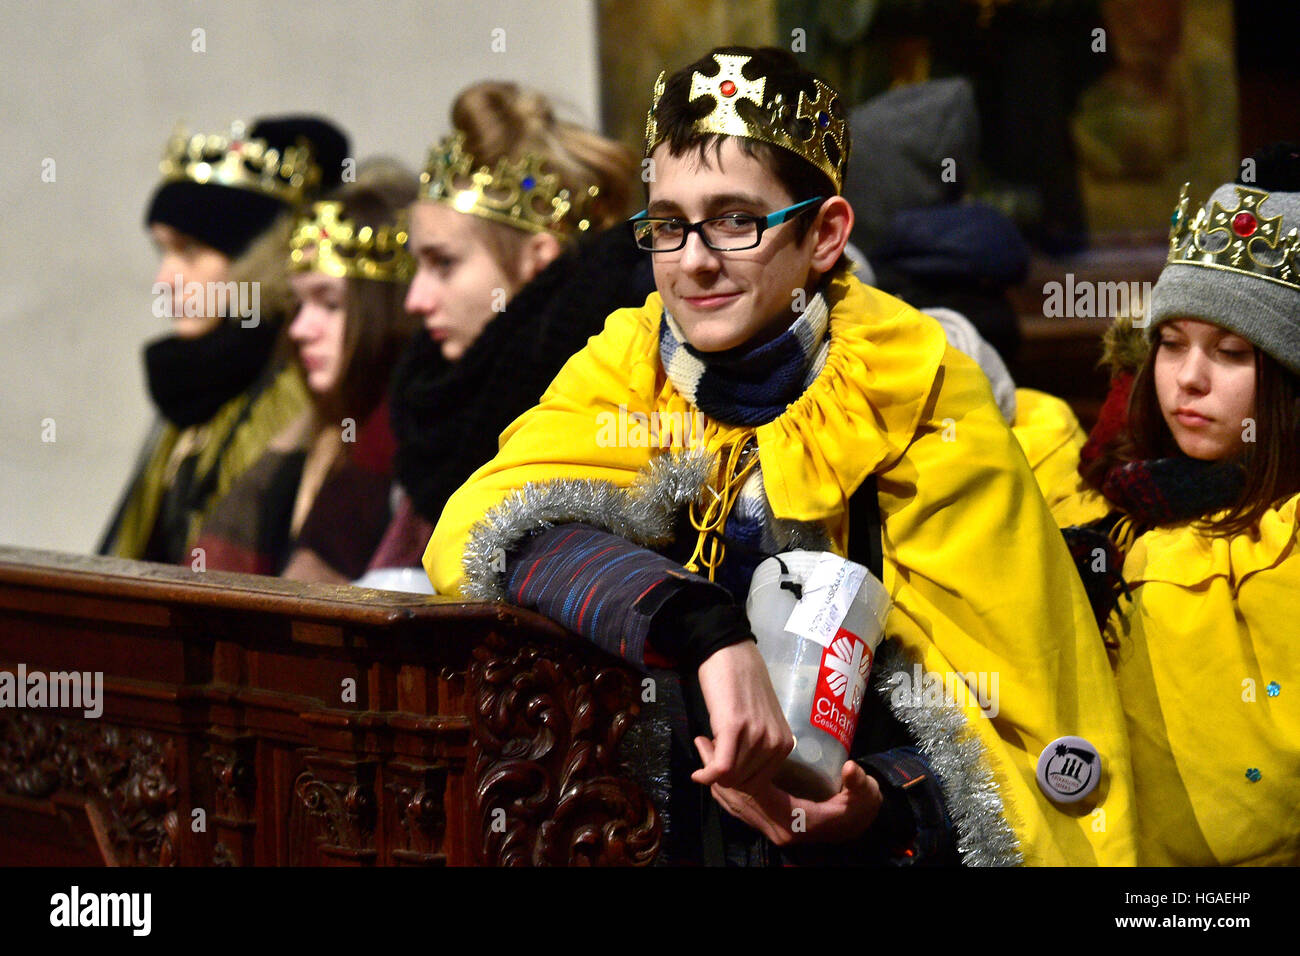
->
xmin=418 ymin=131 xmax=597 ymax=236
xmin=1167 ymin=182 xmax=1300 ymax=292
xmin=643 ymin=53 xmax=850 ymax=193
xmin=159 ymin=121 xmax=321 ymax=206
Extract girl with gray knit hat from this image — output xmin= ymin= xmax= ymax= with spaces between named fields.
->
xmin=1058 ymin=143 xmax=1300 ymax=865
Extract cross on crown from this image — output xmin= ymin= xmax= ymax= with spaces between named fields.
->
xmin=643 ymin=53 xmax=849 ymax=193
xmin=1169 ymin=183 xmax=1300 ymax=290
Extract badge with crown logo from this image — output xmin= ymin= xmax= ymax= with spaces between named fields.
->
xmin=1036 ymin=735 xmax=1101 ymax=804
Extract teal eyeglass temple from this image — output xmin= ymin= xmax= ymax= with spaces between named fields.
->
xmin=628 ymin=196 xmax=824 ymax=225
xmin=628 ymin=196 xmax=825 ymax=250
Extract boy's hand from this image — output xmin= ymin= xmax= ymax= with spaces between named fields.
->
xmin=703 ymin=759 xmax=883 ymax=846
xmin=691 ymin=641 xmax=794 ymax=788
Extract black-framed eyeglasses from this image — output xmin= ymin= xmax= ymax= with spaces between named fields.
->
xmin=628 ymin=197 xmax=825 ymax=253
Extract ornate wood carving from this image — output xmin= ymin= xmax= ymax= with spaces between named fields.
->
xmin=387 ymin=763 xmax=448 ymax=865
xmin=0 ymin=712 xmax=182 ymax=865
xmin=204 ymin=735 xmax=257 ymax=866
xmin=0 ymin=546 xmax=666 ymax=866
xmin=292 ymin=757 xmax=378 ymax=862
xmin=206 ymin=740 xmax=256 ymax=820
xmin=470 ymin=637 xmax=661 ymax=866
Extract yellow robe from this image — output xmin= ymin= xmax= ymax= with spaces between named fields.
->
xmin=103 ymin=364 xmax=308 ymax=560
xmin=427 ymin=272 xmax=1137 ymax=865
xmin=1009 ymin=387 xmax=1109 ymax=528
xmin=1056 ymin=477 xmax=1300 ymax=865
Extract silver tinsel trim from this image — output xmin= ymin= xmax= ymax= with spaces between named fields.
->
xmin=461 ymin=444 xmax=1023 ymax=865
xmin=461 ymin=451 xmax=716 ymax=600
xmin=462 ymin=448 xmax=833 ymax=601
xmin=462 ymin=444 xmax=1019 ymax=863
xmin=873 ymin=640 xmax=1024 ymax=866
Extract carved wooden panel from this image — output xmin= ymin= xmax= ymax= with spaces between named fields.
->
xmin=470 ymin=635 xmax=661 ymax=866
xmin=0 ymin=712 xmax=184 ymax=866
xmin=291 ymin=754 xmax=378 ymax=864
xmin=0 ymin=546 xmax=661 ymax=866
xmin=387 ymin=762 xmax=448 ymax=865
xmin=204 ymin=734 xmax=257 ymax=866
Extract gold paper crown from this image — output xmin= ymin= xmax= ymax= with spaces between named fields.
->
xmin=159 ymin=120 xmax=322 ymax=206
xmin=1167 ymin=182 xmax=1300 ymax=292
xmin=643 ymin=53 xmax=850 ymax=194
xmin=418 ymin=132 xmax=597 ymax=235
xmin=288 ymin=201 xmax=414 ymax=283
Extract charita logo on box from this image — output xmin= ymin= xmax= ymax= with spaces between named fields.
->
xmin=49 ymin=886 xmax=151 ymax=936
xmin=810 ymin=629 xmax=872 ymax=748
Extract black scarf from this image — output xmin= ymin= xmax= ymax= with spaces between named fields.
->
xmin=1098 ymin=456 xmax=1246 ymax=527
xmin=1064 ymin=455 xmax=1246 ymax=632
xmin=144 ymin=317 xmax=283 ymax=428
xmin=391 ymin=224 xmax=655 ymax=524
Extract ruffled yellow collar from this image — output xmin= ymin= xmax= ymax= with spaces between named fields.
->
xmin=753 ymin=272 xmax=947 ymax=521
xmin=1128 ymin=492 xmax=1299 ymax=591
xmin=642 ymin=273 xmax=947 ymax=522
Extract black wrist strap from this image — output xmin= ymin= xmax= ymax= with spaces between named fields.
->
xmin=646 ymin=581 xmax=754 ymax=669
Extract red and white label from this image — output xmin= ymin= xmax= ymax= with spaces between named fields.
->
xmin=809 ymin=628 xmax=873 ymax=748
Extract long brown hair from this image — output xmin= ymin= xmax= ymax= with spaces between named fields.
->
xmin=1087 ymin=339 xmax=1300 ymax=536
xmin=311 ymin=159 xmax=420 ymax=428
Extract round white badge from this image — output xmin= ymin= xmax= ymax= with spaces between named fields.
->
xmin=1036 ymin=735 xmax=1102 ymax=804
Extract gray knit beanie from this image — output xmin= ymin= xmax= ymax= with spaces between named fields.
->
xmin=1148 ymin=181 xmax=1300 ymax=375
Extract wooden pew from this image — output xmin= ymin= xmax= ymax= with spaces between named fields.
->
xmin=0 ymin=546 xmax=661 ymax=866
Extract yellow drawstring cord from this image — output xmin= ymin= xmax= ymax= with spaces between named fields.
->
xmin=684 ymin=434 xmax=759 ymax=581
xmin=1109 ymin=514 xmax=1138 ymax=554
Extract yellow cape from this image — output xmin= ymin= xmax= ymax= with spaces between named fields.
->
xmin=1010 ymin=387 xmax=1110 ymax=528
xmin=104 ymin=364 xmax=308 ymax=559
xmin=428 ymin=273 xmax=1137 ymax=865
xmin=1112 ymin=492 xmax=1298 ymax=864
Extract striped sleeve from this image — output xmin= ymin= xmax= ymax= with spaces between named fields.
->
xmin=504 ymin=523 xmax=730 ymax=667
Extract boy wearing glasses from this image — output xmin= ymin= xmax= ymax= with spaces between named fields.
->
xmin=427 ymin=47 xmax=1134 ymax=866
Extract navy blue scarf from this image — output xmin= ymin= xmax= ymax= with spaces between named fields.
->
xmin=658 ymin=291 xmax=831 ymax=600
xmin=657 ymin=291 xmax=830 ymax=427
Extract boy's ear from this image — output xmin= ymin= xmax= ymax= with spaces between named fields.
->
xmin=808 ymin=196 xmax=854 ymax=274
xmin=518 ymin=231 xmax=564 ymax=283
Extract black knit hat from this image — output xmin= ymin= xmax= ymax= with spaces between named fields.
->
xmin=145 ymin=115 xmax=350 ymax=258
